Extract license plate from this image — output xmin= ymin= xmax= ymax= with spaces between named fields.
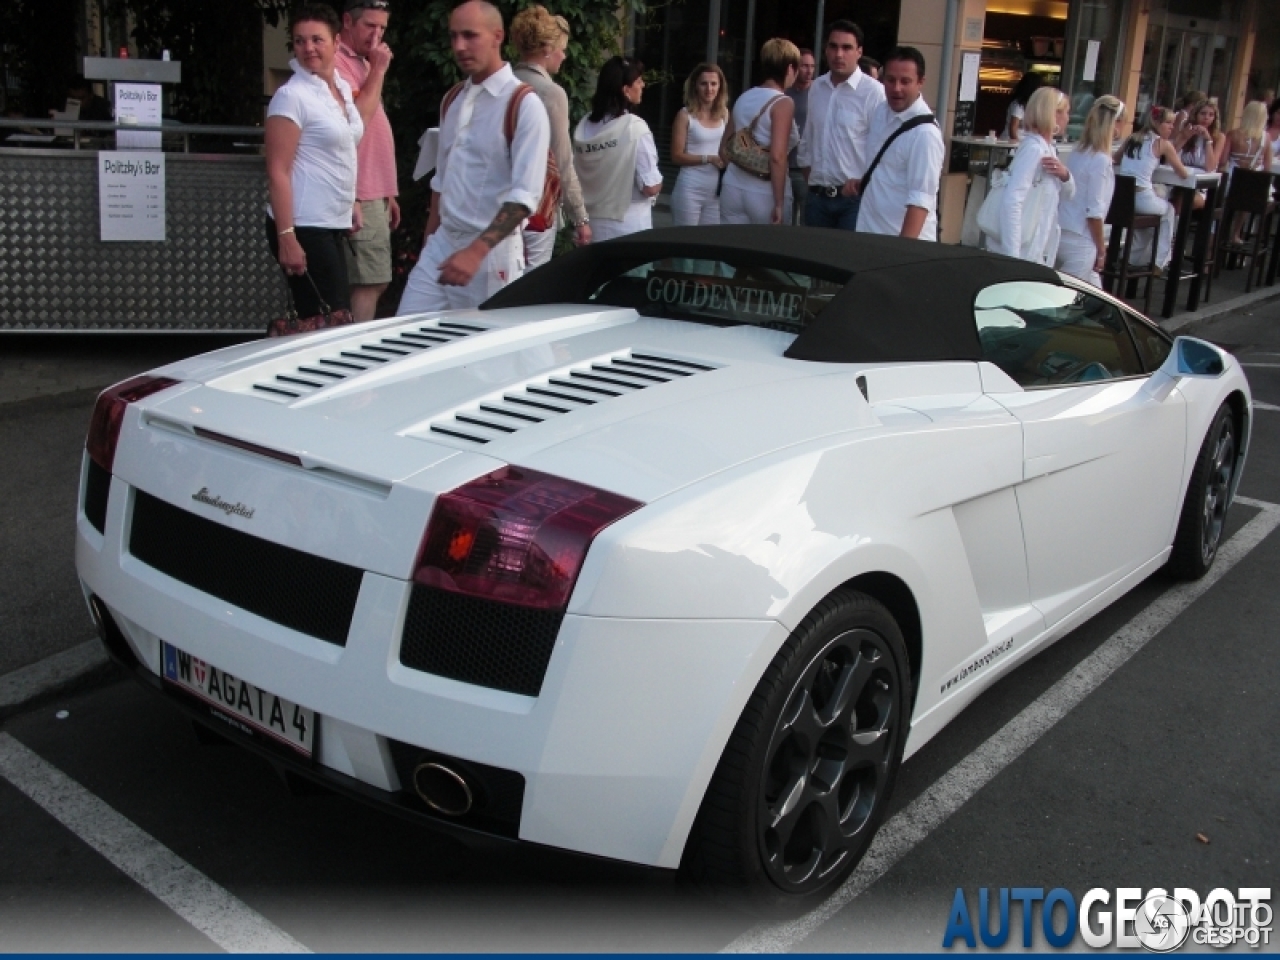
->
xmin=162 ymin=643 xmax=315 ymax=758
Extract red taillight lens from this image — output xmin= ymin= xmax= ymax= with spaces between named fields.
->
xmin=86 ymin=375 xmax=180 ymax=473
xmin=414 ymin=466 xmax=642 ymax=610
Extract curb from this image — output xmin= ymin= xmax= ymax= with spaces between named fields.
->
xmin=0 ymin=640 xmax=116 ymax=722
xmin=1158 ymin=285 xmax=1280 ymax=335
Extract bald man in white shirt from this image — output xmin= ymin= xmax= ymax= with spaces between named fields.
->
xmin=399 ymin=0 xmax=550 ymax=313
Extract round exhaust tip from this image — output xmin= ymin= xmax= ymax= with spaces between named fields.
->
xmin=412 ymin=762 xmax=473 ymax=817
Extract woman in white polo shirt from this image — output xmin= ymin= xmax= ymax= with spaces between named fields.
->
xmin=265 ymin=3 xmax=363 ymax=318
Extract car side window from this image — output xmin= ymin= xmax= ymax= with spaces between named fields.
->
xmin=1124 ymin=313 xmax=1174 ymax=372
xmin=974 ymin=281 xmax=1145 ymax=387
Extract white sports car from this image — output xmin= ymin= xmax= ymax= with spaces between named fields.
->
xmin=76 ymin=227 xmax=1250 ymax=900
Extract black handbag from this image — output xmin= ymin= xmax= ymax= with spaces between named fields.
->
xmin=267 ymin=272 xmax=357 ymax=338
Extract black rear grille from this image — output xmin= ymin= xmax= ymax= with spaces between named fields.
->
xmin=399 ymin=585 xmax=563 ymax=697
xmin=386 ymin=739 xmax=525 ymax=838
xmin=129 ymin=490 xmax=363 ymax=645
xmin=84 ymin=458 xmax=111 ymax=534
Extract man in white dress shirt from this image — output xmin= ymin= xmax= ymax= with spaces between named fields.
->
xmin=797 ymin=20 xmax=884 ymax=231
xmin=399 ymin=0 xmax=550 ymax=314
xmin=856 ymin=46 xmax=944 ymax=241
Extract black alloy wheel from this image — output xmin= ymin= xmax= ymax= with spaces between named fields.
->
xmin=1168 ymin=402 xmax=1238 ymax=580
xmin=757 ymin=626 xmax=901 ymax=893
xmin=683 ymin=589 xmax=909 ymax=902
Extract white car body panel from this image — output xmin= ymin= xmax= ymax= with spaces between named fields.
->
xmin=76 ymin=285 xmax=1252 ymax=870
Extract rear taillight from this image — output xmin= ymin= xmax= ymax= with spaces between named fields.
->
xmin=86 ymin=375 xmax=180 ymax=473
xmin=414 ymin=466 xmax=642 ymax=610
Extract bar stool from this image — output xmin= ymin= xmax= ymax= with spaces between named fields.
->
xmin=1214 ymin=168 xmax=1277 ymax=293
xmin=1101 ymin=174 xmax=1160 ymax=315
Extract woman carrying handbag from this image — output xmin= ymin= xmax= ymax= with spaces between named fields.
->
xmin=719 ymin=38 xmax=800 ymax=226
xmin=991 ymin=86 xmax=1073 ymax=265
xmin=264 ymin=3 xmax=364 ymax=332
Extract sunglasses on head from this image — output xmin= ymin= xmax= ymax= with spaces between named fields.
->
xmin=346 ymin=0 xmax=390 ymax=10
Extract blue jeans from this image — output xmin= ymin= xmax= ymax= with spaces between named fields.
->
xmin=804 ymin=190 xmax=861 ymax=230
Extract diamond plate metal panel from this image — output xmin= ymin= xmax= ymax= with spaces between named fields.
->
xmin=0 ymin=150 xmax=288 ymax=331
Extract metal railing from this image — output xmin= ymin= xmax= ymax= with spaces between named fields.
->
xmin=0 ymin=117 xmax=264 ymax=153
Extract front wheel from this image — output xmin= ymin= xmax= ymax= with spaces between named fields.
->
xmin=682 ymin=589 xmax=909 ymax=902
xmin=1167 ymin=402 xmax=1237 ymax=580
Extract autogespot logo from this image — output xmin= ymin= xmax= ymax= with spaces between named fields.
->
xmin=943 ymin=886 xmax=1272 ymax=951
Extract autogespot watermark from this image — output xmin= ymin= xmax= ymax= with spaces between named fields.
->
xmin=943 ymin=887 xmax=1273 ymax=951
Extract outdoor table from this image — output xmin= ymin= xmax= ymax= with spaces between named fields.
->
xmin=1152 ymin=166 xmax=1221 ymax=318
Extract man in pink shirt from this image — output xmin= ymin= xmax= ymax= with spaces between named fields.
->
xmin=335 ymin=0 xmax=398 ymax=321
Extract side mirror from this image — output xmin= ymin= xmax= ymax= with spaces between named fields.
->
xmin=1166 ymin=336 xmax=1227 ymax=378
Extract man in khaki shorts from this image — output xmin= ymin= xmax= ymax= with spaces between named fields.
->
xmin=336 ymin=0 xmax=398 ymax=321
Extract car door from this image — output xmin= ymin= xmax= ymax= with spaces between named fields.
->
xmin=975 ymin=280 xmax=1187 ymax=628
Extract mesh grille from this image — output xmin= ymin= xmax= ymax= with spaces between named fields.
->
xmin=84 ymin=458 xmax=111 ymax=534
xmin=129 ymin=490 xmax=363 ymax=645
xmin=399 ymin=585 xmax=563 ymax=697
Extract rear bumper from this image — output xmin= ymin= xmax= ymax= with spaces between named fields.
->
xmin=76 ymin=469 xmax=785 ymax=868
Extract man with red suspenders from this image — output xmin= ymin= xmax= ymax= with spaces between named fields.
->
xmin=398 ymin=0 xmax=550 ymax=314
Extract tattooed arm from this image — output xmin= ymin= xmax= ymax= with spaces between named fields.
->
xmin=437 ymin=201 xmax=530 ymax=287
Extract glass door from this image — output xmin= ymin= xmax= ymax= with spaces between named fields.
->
xmin=1138 ymin=6 xmax=1240 ymax=116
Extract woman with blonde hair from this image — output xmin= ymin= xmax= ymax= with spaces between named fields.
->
xmin=1222 ymin=101 xmax=1273 ymax=176
xmin=994 ymin=86 xmax=1073 ymax=265
xmin=513 ymin=5 xmax=590 ymax=265
xmin=1056 ymin=95 xmax=1125 ymax=286
xmin=1118 ymin=106 xmax=1191 ymax=273
xmin=719 ymin=38 xmax=799 ymax=225
xmin=670 ymin=63 xmax=729 ymax=226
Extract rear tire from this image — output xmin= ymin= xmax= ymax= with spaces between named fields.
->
xmin=1167 ymin=402 xmax=1237 ymax=580
xmin=682 ymin=589 xmax=909 ymax=904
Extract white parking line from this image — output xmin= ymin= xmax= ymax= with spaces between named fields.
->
xmin=1241 ymin=362 xmax=1280 ymax=368
xmin=0 ymin=733 xmax=310 ymax=953
xmin=723 ymin=498 xmax=1280 ymax=954
xmin=1252 ymin=401 xmax=1280 ymax=413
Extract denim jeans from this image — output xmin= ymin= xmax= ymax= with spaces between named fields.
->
xmin=804 ymin=190 xmax=861 ymax=230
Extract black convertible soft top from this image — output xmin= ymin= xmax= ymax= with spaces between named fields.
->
xmin=481 ymin=225 xmax=1062 ymax=364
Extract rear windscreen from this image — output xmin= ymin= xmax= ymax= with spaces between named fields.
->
xmin=585 ymin=257 xmax=848 ymax=334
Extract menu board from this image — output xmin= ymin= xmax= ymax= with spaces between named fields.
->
xmin=99 ymin=151 xmax=165 ymax=242
xmin=114 ymin=82 xmax=162 ymax=150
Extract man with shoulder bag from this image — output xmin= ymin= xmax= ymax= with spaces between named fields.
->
xmin=398 ymin=0 xmax=550 ymax=314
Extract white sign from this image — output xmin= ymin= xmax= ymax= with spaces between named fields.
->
xmin=115 ymin=82 xmax=162 ymax=150
xmin=99 ymin=151 xmax=165 ymax=242
xmin=960 ymin=51 xmax=981 ymax=103
xmin=1082 ymin=40 xmax=1102 ymax=83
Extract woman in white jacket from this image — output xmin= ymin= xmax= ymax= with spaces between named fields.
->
xmin=1056 ymin=95 xmax=1125 ymax=286
xmin=995 ymin=86 xmax=1074 ymax=265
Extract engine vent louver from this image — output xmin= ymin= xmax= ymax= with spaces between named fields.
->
xmin=427 ymin=351 xmax=719 ymax=445
xmin=251 ymin=320 xmax=489 ymax=402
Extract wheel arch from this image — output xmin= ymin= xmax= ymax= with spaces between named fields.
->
xmin=839 ymin=571 xmax=922 ymax=708
xmin=1225 ymin=389 xmax=1250 ymax=498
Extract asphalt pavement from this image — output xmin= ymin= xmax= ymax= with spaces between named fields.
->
xmin=0 ymin=298 xmax=1278 ymax=951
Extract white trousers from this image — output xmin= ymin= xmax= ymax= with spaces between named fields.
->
xmin=523 ymin=222 xmax=556 ymax=269
xmin=1129 ymin=190 xmax=1175 ymax=270
xmin=720 ymin=181 xmax=790 ymax=225
xmin=398 ymin=229 xmax=524 ymax=315
xmin=1056 ymin=229 xmax=1102 ymax=288
xmin=671 ymin=167 xmax=721 ymax=226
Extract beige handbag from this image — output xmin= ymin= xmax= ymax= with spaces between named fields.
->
xmin=726 ymin=94 xmax=785 ymax=179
